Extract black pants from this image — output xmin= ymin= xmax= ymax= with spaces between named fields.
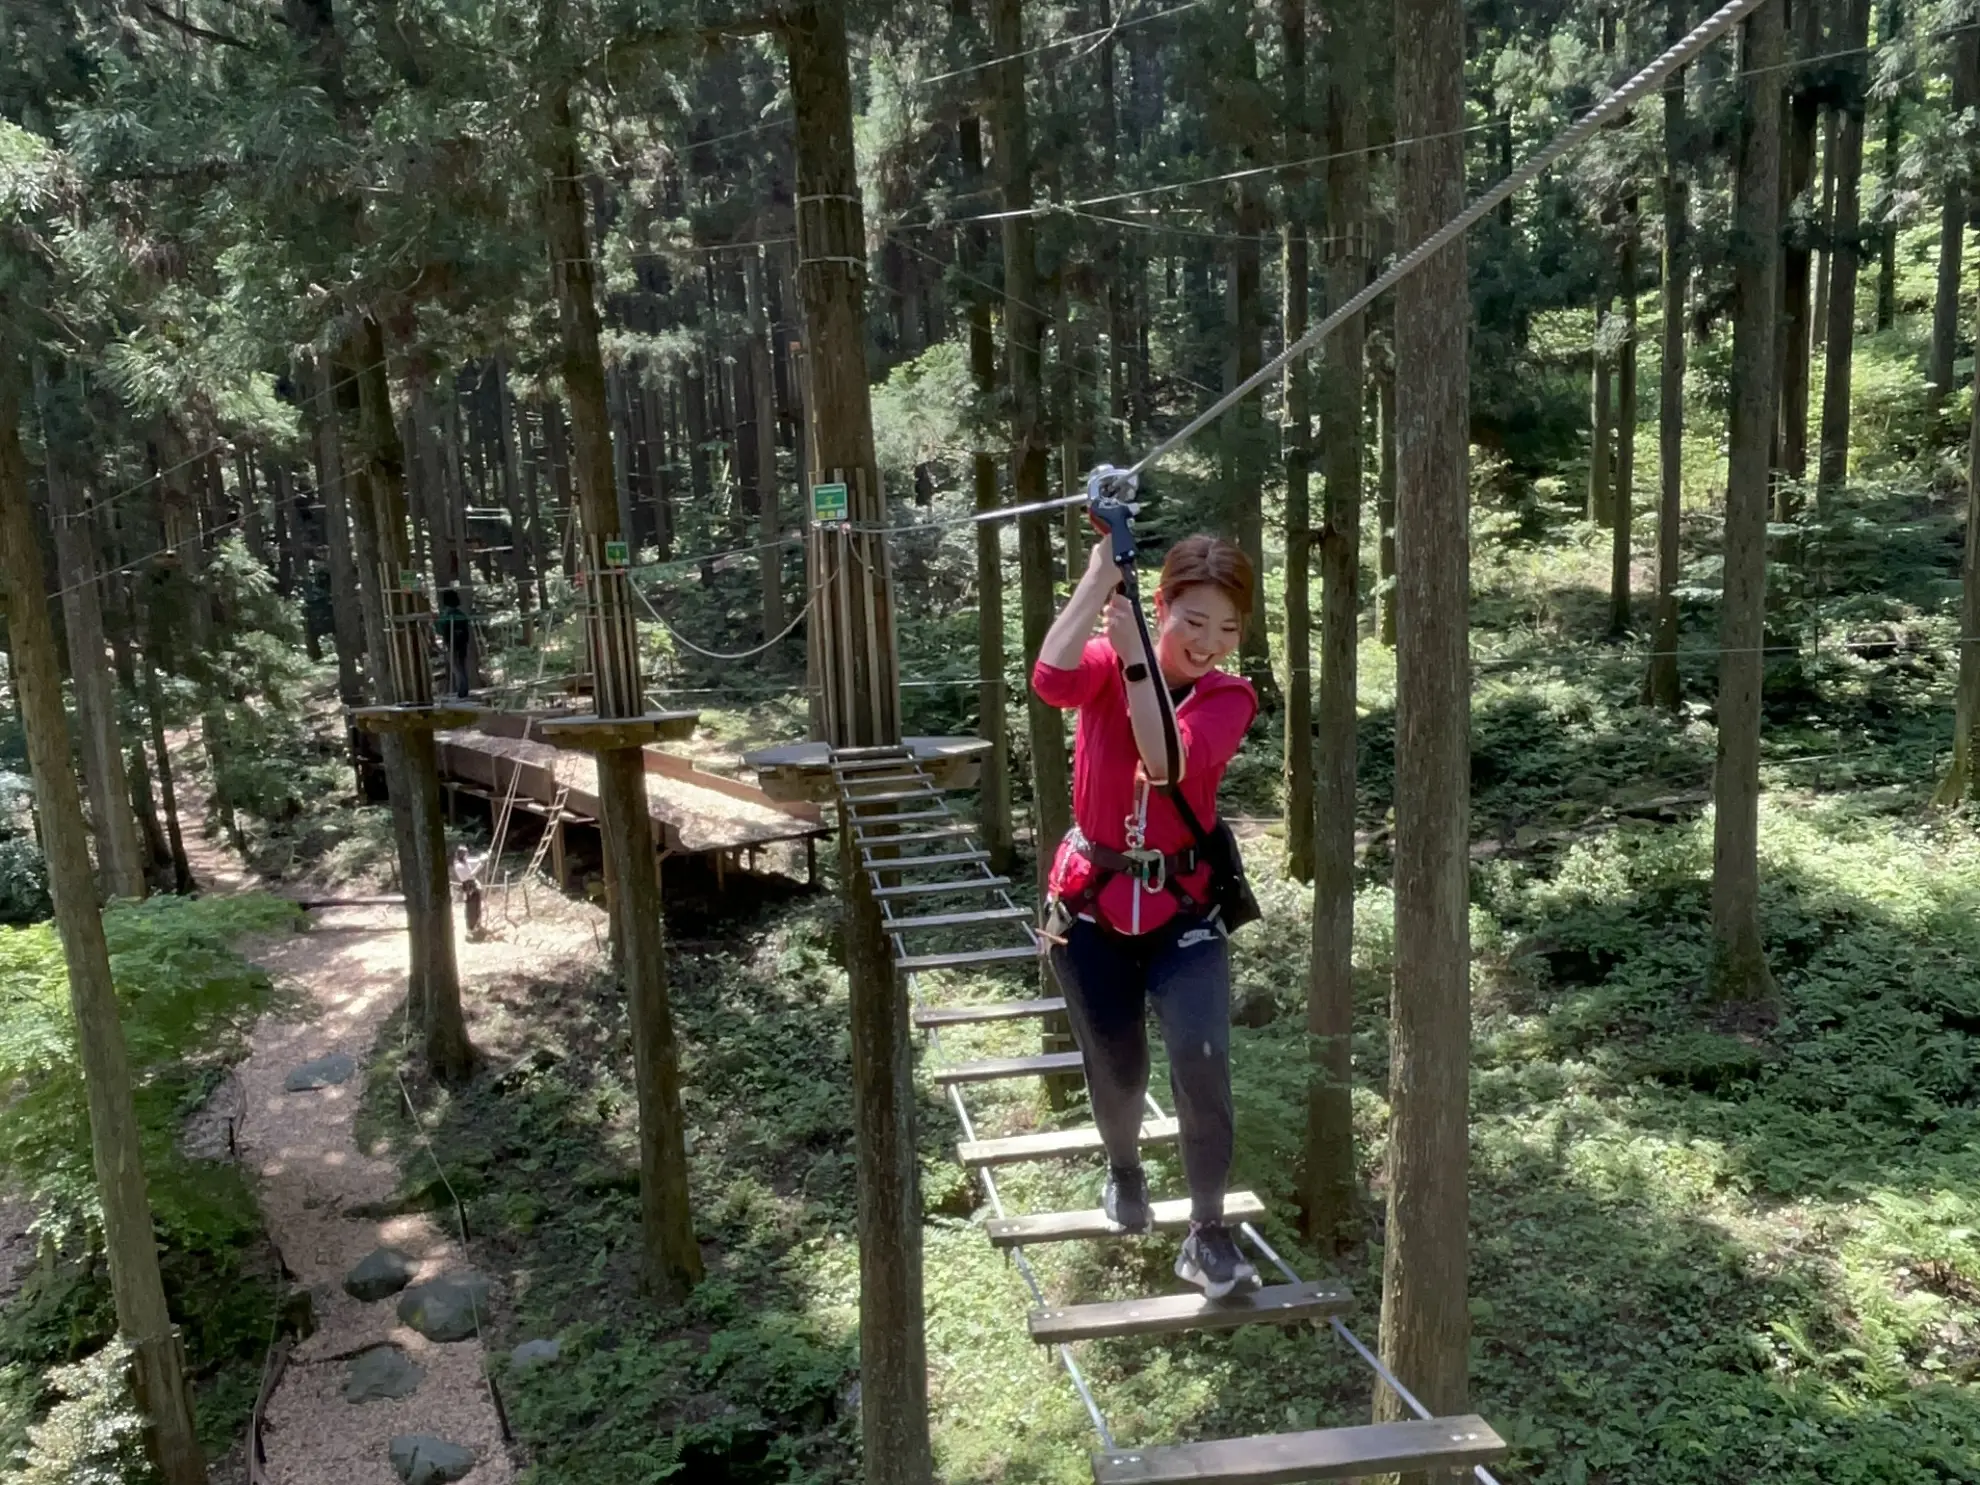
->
xmin=1048 ymin=911 xmax=1233 ymax=1224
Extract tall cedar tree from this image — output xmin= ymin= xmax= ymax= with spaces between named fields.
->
xmin=542 ymin=70 xmax=703 ymax=1302
xmin=1711 ymin=0 xmax=1784 ymax=1004
xmin=1817 ymin=0 xmax=1875 ymax=500
xmin=1380 ymin=0 xmax=1472 ymax=1450
xmin=1282 ymin=0 xmax=1315 ymax=884
xmin=1649 ymin=0 xmax=1690 ymax=711
xmin=0 ymin=373 xmax=207 ymax=1485
xmin=785 ymin=6 xmax=933 ymax=1479
xmin=1304 ymin=0 xmax=1368 ymax=1248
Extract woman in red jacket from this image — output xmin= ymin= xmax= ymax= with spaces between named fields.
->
xmin=1032 ymin=533 xmax=1260 ymax=1297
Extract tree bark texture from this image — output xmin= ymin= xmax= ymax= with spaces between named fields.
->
xmin=350 ymin=323 xmax=475 ymax=1078
xmin=1611 ymin=204 xmax=1638 ymax=636
xmin=962 ymin=109 xmax=1015 ymax=876
xmin=1377 ymin=343 xmax=1398 ymax=647
xmin=1711 ymin=0 xmax=1784 ymax=1005
xmin=42 ymin=420 xmax=148 ymax=900
xmin=1589 ymin=296 xmax=1613 ymax=526
xmin=545 ymin=75 xmax=703 ymax=1304
xmin=1281 ymin=0 xmax=1315 ymax=888
xmin=0 ymin=371 xmax=207 ymax=1485
xmin=784 ymin=10 xmax=931 ymax=1483
xmin=992 ymin=0 xmax=1070 ymax=884
xmin=1379 ymin=0 xmax=1472 ymax=1450
xmin=1776 ymin=0 xmax=1821 ymax=487
xmin=1817 ymin=0 xmax=1874 ymax=501
xmin=1928 ymin=30 xmax=1980 ymax=414
xmin=1650 ymin=10 xmax=1689 ymax=713
xmin=1304 ymin=0 xmax=1366 ymax=1249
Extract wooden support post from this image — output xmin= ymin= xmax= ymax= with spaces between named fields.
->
xmin=786 ymin=8 xmax=930 ymax=1482
xmin=551 ymin=818 xmax=567 ymax=890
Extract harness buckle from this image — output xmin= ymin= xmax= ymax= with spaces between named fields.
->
xmin=1122 ymin=847 xmax=1166 ymax=894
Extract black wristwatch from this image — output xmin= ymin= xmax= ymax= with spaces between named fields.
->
xmin=1123 ymin=662 xmax=1150 ymax=683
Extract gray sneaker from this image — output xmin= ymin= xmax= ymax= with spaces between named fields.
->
xmin=1102 ymin=1165 xmax=1151 ymax=1234
xmin=1175 ymin=1221 xmax=1259 ymax=1299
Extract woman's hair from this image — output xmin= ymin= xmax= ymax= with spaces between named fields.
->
xmin=1157 ymin=535 xmax=1254 ymax=626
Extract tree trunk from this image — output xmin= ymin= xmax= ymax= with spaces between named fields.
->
xmin=492 ymin=354 xmax=534 ymax=646
xmin=1225 ymin=44 xmax=1274 ymax=696
xmin=1377 ymin=343 xmax=1398 ymax=647
xmin=1379 ymin=0 xmax=1471 ymax=1453
xmin=1649 ymin=5 xmax=1690 ymax=712
xmin=0 ymin=370 xmax=207 ymax=1485
xmin=311 ymin=358 xmax=368 ymax=707
xmin=1876 ymin=0 xmax=1903 ymax=331
xmin=1281 ymin=0 xmax=1315 ymax=889
xmin=349 ymin=324 xmax=475 ymax=1078
xmin=1711 ymin=0 xmax=1784 ymax=1005
xmin=993 ymin=0 xmax=1070 ymax=884
xmin=1303 ymin=0 xmax=1366 ymax=1250
xmin=1776 ymin=0 xmax=1821 ymax=487
xmin=1817 ymin=0 xmax=1874 ymax=503
xmin=1929 ymin=31 xmax=1980 ymax=414
xmin=41 ymin=411 xmax=147 ymax=900
xmin=961 ymin=106 xmax=1015 ymax=875
xmin=102 ymin=583 xmax=174 ymax=888
xmin=1813 ymin=109 xmax=1837 ymax=356
xmin=1941 ymin=276 xmax=1980 ymax=805
xmin=749 ymin=259 xmax=786 ymax=648
xmin=132 ymin=575 xmax=195 ymax=894
xmin=784 ymin=8 xmax=930 ymax=1480
xmin=544 ymin=75 xmax=703 ymax=1304
xmin=1589 ymin=294 xmax=1614 ymax=525
xmin=1611 ymin=201 xmax=1639 ymax=636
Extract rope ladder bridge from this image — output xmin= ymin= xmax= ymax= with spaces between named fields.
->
xmin=790 ymin=0 xmax=1776 ymax=1473
xmin=825 ymin=746 xmax=1505 ymax=1483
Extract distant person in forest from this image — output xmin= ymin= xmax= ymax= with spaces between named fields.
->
xmin=452 ymin=844 xmax=483 ymax=939
xmin=1033 ymin=533 xmax=1260 ymax=1298
xmin=435 ymin=587 xmax=474 ymax=699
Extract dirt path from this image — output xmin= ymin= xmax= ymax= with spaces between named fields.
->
xmin=183 ymin=824 xmax=605 ymax=1485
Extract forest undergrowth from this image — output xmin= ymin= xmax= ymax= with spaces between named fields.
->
xmin=351 ymin=420 xmax=1980 ymax=1484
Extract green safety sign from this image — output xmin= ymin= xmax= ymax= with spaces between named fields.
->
xmin=604 ymin=539 xmax=630 ymax=567
xmin=811 ymin=481 xmax=848 ymax=523
xmin=398 ymin=569 xmax=420 ymax=592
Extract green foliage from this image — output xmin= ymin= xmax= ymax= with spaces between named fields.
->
xmin=0 ymin=893 xmax=299 ymax=1468
xmin=4 ymin=1340 xmax=150 ymax=1485
xmin=0 ymin=893 xmax=301 ymax=1239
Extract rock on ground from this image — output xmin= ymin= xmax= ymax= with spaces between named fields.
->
xmin=344 ymin=1346 xmax=426 ymax=1404
xmin=344 ymin=1247 xmax=418 ymax=1303
xmin=508 ymin=1339 xmax=559 ymax=1372
xmin=284 ymin=1053 xmax=357 ymax=1091
xmin=389 ymin=1435 xmax=475 ymax=1485
xmin=396 ymin=1273 xmax=493 ymax=1344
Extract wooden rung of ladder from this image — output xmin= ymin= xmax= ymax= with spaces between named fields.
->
xmin=959 ymin=1118 xmax=1179 ymax=1169
xmin=914 ymin=996 xmax=1065 ymax=1027
xmin=895 ymin=944 xmax=1037 ymax=974
xmin=831 ymin=755 xmax=919 ymax=773
xmin=832 ymin=745 xmax=913 ymax=762
xmin=874 ymin=876 xmax=1012 ymax=900
xmin=853 ymin=807 xmax=954 ymax=825
xmin=984 ymin=1192 xmax=1268 ymax=1248
xmin=1090 ymin=1415 xmax=1508 ymax=1485
xmin=932 ymin=1051 xmax=1084 ymax=1085
xmin=842 ymin=774 xmax=930 ymax=793
xmin=856 ymin=825 xmax=976 ymax=847
xmin=843 ymin=788 xmax=945 ymax=807
xmin=1028 ymin=1280 xmax=1352 ymax=1345
xmin=866 ymin=850 xmax=989 ymax=871
xmin=882 ymin=906 xmax=1031 ymax=933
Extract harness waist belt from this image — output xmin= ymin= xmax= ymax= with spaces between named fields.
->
xmin=1067 ymin=828 xmax=1198 ymax=884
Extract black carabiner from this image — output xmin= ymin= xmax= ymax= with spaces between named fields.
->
xmin=1086 ymin=464 xmax=1141 ymax=570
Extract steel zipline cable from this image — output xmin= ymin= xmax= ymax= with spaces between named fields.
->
xmin=853 ymin=0 xmax=1775 ymax=542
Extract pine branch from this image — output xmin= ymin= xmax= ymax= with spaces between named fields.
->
xmin=142 ymin=3 xmax=253 ymax=48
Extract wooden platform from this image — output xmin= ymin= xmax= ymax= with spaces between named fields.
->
xmin=534 ymin=710 xmax=700 ymax=750
xmin=746 ymin=736 xmax=993 ymax=803
xmin=350 ymin=703 xmax=481 ymax=734
xmin=1091 ymin=1416 xmax=1508 ymax=1484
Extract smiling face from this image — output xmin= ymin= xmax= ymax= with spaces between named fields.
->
xmin=1154 ymin=583 xmax=1244 ymax=684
